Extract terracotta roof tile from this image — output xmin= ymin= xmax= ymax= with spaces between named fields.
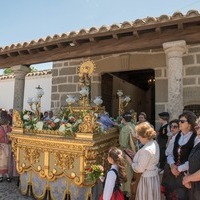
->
xmin=0 ymin=10 xmax=199 ymax=52
xmin=0 ymin=69 xmax=52 ymax=80
xmin=121 ymin=21 xmax=132 ymax=28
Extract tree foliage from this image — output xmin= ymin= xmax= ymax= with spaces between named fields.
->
xmin=3 ymin=66 xmax=37 ymax=75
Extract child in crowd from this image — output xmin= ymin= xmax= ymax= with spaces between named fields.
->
xmin=100 ymin=147 xmax=127 ymax=200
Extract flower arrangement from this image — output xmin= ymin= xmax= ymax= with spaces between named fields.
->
xmin=20 ymin=107 xmax=108 ymax=136
xmin=20 ymin=108 xmax=85 ymax=136
xmin=86 ymin=165 xmax=104 ymax=182
xmin=22 ymin=110 xmax=38 ymax=130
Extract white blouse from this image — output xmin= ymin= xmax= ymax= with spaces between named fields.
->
xmin=103 ymin=164 xmax=118 ymax=200
xmin=167 ymin=131 xmax=197 ymax=172
xmin=131 ymin=140 xmax=159 ymax=177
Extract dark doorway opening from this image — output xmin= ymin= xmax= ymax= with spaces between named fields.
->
xmin=101 ymin=69 xmax=155 ymax=125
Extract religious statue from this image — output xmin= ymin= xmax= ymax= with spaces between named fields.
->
xmin=79 ymin=60 xmax=95 ymax=87
xmin=13 ymin=110 xmax=23 ymax=128
xmin=78 ymin=113 xmax=100 ymax=133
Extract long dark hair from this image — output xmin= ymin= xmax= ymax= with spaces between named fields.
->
xmin=108 ymin=147 xmax=127 ymax=183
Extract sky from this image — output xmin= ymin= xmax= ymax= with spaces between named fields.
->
xmin=0 ymin=0 xmax=200 ymax=73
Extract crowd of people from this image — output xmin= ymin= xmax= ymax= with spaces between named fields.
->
xmin=1 ymin=107 xmax=200 ymax=200
xmin=101 ymin=110 xmax=200 ymax=200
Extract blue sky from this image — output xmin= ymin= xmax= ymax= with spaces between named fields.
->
xmin=0 ymin=0 xmax=200 ymax=72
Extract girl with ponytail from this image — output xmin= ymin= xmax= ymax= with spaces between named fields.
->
xmin=99 ymin=147 xmax=127 ymax=200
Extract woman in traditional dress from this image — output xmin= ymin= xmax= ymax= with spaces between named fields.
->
xmin=161 ymin=119 xmax=180 ymax=194
xmin=125 ymin=122 xmax=160 ymax=200
xmin=164 ymin=111 xmax=197 ymax=200
xmin=0 ymin=117 xmax=12 ymax=182
xmin=119 ymin=112 xmax=137 ymax=197
xmin=182 ymin=116 xmax=200 ymax=200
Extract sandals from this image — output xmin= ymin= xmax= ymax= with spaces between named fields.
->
xmin=0 ymin=177 xmax=3 ymax=182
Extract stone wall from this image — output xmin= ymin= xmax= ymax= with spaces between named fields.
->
xmin=51 ymin=58 xmax=102 ymax=110
xmin=183 ymin=44 xmax=200 ymax=106
xmin=51 ymin=43 xmax=200 ymax=125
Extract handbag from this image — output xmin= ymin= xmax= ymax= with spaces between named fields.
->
xmin=130 ymin=171 xmax=142 ymax=200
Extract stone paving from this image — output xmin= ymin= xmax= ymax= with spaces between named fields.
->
xmin=0 ymin=178 xmax=34 ymax=200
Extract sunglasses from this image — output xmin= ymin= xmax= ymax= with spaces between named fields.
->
xmin=194 ymin=126 xmax=200 ymax=131
xmin=170 ymin=125 xmax=178 ymax=129
xmin=179 ymin=119 xmax=188 ymax=124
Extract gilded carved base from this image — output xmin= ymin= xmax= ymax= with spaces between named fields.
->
xmin=9 ymin=128 xmax=119 ymax=200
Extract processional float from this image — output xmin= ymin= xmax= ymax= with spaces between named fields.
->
xmin=9 ymin=60 xmax=119 ymax=200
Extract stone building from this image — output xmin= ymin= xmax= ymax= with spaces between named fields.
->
xmin=0 ymin=10 xmax=200 ymax=127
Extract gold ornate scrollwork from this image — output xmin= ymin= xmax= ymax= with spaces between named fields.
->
xmin=78 ymin=113 xmax=100 ymax=134
xmin=13 ymin=110 xmax=23 ymax=128
xmin=38 ymin=169 xmax=54 ymax=180
xmin=84 ymin=148 xmax=98 ymax=167
xmin=10 ymin=137 xmax=18 ymax=160
xmin=54 ymin=152 xmax=79 ymax=170
xmin=22 ymin=147 xmax=40 ymax=164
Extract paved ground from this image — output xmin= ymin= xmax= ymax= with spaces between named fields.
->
xmin=0 ymin=178 xmax=34 ymax=200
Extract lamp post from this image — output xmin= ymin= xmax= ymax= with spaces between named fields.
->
xmin=117 ymin=90 xmax=131 ymax=120
xmin=27 ymin=85 xmax=44 ymax=120
xmin=93 ymin=96 xmax=103 ymax=112
xmin=79 ymin=86 xmax=89 ymax=107
xmin=66 ymin=95 xmax=76 ymax=113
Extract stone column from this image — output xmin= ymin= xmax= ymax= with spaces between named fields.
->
xmin=11 ymin=65 xmax=31 ymax=111
xmin=163 ymin=40 xmax=187 ymax=119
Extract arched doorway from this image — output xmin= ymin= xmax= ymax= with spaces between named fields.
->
xmin=101 ymin=69 xmax=155 ymax=125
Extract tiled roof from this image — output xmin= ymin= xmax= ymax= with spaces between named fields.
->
xmin=0 ymin=10 xmax=199 ymax=53
xmin=0 ymin=69 xmax=52 ymax=80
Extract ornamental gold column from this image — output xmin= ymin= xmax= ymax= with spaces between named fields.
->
xmin=163 ymin=40 xmax=187 ymax=119
xmin=11 ymin=65 xmax=31 ymax=111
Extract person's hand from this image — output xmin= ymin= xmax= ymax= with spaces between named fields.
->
xmin=99 ymin=176 xmax=105 ymax=182
xmin=170 ymin=164 xmax=180 ymax=177
xmin=125 ymin=154 xmax=132 ymax=165
xmin=182 ymin=173 xmax=191 ymax=188
xmin=125 ymin=148 xmax=135 ymax=158
xmin=184 ymin=182 xmax=191 ymax=189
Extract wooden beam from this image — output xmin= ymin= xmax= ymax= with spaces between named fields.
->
xmin=133 ymin=30 xmax=139 ymax=38
xmin=112 ymin=34 xmax=119 ymax=39
xmin=155 ymin=27 xmax=161 ymax=34
xmin=178 ymin=23 xmax=183 ymax=30
xmin=0 ymin=26 xmax=200 ymax=67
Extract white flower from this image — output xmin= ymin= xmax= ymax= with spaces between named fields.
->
xmin=59 ymin=124 xmax=66 ymax=132
xmin=54 ymin=118 xmax=60 ymax=123
xmin=23 ymin=114 xmax=30 ymax=121
xmin=35 ymin=121 xmax=44 ymax=130
xmin=66 ymin=123 xmax=72 ymax=128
